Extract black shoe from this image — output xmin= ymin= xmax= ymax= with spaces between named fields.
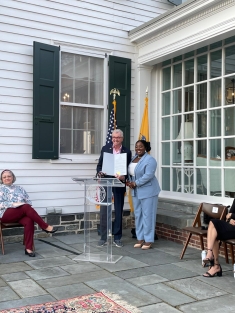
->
xmin=131 ymin=228 xmax=137 ymax=238
xmin=25 ymin=249 xmax=35 ymax=257
xmin=42 ymin=227 xmax=58 ymax=234
xmin=203 ymin=264 xmax=222 ymax=278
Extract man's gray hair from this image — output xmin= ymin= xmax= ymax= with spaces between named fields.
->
xmin=112 ymin=129 xmax=123 ymax=137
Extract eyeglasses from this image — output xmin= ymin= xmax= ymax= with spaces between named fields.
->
xmin=112 ymin=137 xmax=123 ymax=139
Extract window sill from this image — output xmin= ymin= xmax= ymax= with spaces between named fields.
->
xmin=50 ymin=155 xmax=99 ymax=164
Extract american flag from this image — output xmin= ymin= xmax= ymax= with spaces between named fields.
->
xmin=106 ymin=107 xmax=117 ymax=145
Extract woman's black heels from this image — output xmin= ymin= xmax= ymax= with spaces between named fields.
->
xmin=203 ymin=264 xmax=222 ymax=278
xmin=203 ymin=248 xmax=214 ymax=267
xmin=25 ymin=249 xmax=35 ymax=257
xmin=42 ymin=227 xmax=58 ymax=234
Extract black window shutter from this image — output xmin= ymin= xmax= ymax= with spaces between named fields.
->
xmin=108 ymin=55 xmax=131 ymax=148
xmin=32 ymin=41 xmax=59 ymax=159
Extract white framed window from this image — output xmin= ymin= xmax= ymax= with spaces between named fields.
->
xmin=60 ymin=51 xmax=106 ymax=155
xmin=161 ymin=35 xmax=235 ymax=199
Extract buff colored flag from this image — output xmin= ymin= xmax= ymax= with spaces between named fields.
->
xmin=129 ymin=89 xmax=149 ymax=216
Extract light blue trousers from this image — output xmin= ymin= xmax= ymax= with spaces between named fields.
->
xmin=133 ymin=196 xmax=158 ymax=243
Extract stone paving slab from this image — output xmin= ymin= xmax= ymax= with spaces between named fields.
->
xmin=140 ymin=302 xmax=181 ymax=313
xmin=166 ymin=277 xmax=228 ymax=300
xmin=25 ymin=267 xmax=70 ymax=280
xmin=142 ymin=282 xmax=195 ymax=306
xmin=47 ymin=282 xmax=95 ymax=300
xmin=0 ymin=262 xmax=32 ymax=275
xmin=0 ymin=278 xmax=7 ymax=287
xmin=8 ymin=279 xmax=48 ymax=298
xmin=197 ymin=271 xmax=235 ymax=294
xmin=179 ymin=294 xmax=235 ymax=313
xmin=60 ymin=262 xmax=101 ymax=274
xmin=96 ymin=256 xmax=148 ymax=272
xmin=0 ymin=295 xmax=56 ymax=310
xmin=147 ymin=263 xmax=199 ymax=280
xmin=0 ymin=286 xmax=19 ymax=302
xmin=1 ymin=272 xmax=29 ymax=282
xmin=114 ymin=267 xmax=153 ymax=279
xmin=25 ymin=256 xmax=76 ymax=269
xmin=37 ymin=269 xmax=113 ymax=289
xmin=86 ymin=276 xmax=161 ymax=307
xmin=133 ymin=250 xmax=180 ymax=266
xmin=126 ymin=273 xmax=168 ymax=286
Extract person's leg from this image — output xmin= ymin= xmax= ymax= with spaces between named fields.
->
xmin=99 ymin=186 xmax=112 ymax=242
xmin=113 ymin=187 xmax=125 ymax=241
xmin=203 ymin=240 xmax=222 ymax=277
xmin=18 ymin=216 xmax=35 ymax=251
xmin=141 ymin=196 xmax=158 ymax=243
xmin=1 ymin=205 xmax=48 ymax=230
xmin=133 ymin=197 xmax=144 ymax=241
xmin=204 ymin=221 xmax=218 ymax=261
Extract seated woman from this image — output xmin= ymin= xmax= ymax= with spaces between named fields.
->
xmin=0 ymin=169 xmax=58 ymax=257
xmin=203 ymin=199 xmax=235 ymax=277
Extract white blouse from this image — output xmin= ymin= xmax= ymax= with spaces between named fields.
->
xmin=128 ymin=162 xmax=137 ymax=176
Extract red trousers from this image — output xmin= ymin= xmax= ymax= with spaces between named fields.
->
xmin=0 ymin=204 xmax=48 ymax=250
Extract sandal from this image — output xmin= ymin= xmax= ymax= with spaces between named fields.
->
xmin=203 ymin=248 xmax=214 ymax=267
xmin=203 ymin=264 xmax=222 ymax=278
xmin=141 ymin=242 xmax=152 ymax=250
xmin=134 ymin=240 xmax=145 ymax=248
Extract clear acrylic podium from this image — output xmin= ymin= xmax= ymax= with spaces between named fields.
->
xmin=72 ymin=177 xmax=125 ymax=263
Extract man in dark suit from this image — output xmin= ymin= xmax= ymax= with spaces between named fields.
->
xmin=96 ymin=129 xmax=132 ymax=247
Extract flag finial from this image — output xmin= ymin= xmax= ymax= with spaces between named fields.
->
xmin=146 ymin=86 xmax=148 ymax=96
xmin=110 ymin=88 xmax=120 ymax=100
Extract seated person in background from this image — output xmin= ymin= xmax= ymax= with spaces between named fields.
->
xmin=0 ymin=169 xmax=58 ymax=257
xmin=203 ymin=199 xmax=235 ymax=277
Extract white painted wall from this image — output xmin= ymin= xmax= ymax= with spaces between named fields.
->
xmin=0 ymin=0 xmax=173 ymax=214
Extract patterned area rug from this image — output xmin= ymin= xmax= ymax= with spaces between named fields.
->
xmin=0 ymin=291 xmax=141 ymax=313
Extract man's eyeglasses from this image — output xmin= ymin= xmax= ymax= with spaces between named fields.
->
xmin=112 ymin=137 xmax=122 ymax=139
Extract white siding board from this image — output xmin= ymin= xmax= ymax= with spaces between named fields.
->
xmin=0 ymin=0 xmax=170 ymax=214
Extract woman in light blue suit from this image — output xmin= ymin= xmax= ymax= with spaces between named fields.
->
xmin=127 ymin=140 xmax=161 ymax=249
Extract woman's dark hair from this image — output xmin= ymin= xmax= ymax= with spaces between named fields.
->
xmin=135 ymin=140 xmax=151 ymax=152
xmin=0 ymin=169 xmax=16 ymax=184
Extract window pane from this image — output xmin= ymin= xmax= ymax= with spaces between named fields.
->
xmin=90 ymin=58 xmax=103 ymax=82
xmin=210 ymin=109 xmax=221 ymax=137
xmin=75 ymin=55 xmax=89 ymax=79
xmin=225 ymin=138 xmax=235 ymax=164
xmin=162 ymin=142 xmax=170 ymax=165
xmin=173 ymin=168 xmax=180 ymax=192
xmin=162 ymin=92 xmax=170 ymax=116
xmin=73 ymin=107 xmax=86 ymax=129
xmin=210 ymin=50 xmax=221 ymax=78
xmin=61 ymin=53 xmax=74 ymax=78
xmin=173 ymin=90 xmax=182 ymax=114
xmin=210 ymin=80 xmax=221 ymax=108
xmin=210 ymin=139 xmax=221 ymax=166
xmin=60 ymin=129 xmax=72 ymax=153
xmin=197 ymin=83 xmax=207 ymax=110
xmin=225 ymin=45 xmax=235 ymax=75
xmin=173 ymin=63 xmax=182 ymax=88
xmin=210 ymin=169 xmax=221 ymax=196
xmin=162 ymin=168 xmax=170 ymax=191
xmin=197 ymin=112 xmax=207 ymax=138
xmin=162 ymin=117 xmax=170 ymax=140
xmin=196 ymin=140 xmax=207 ymax=159
xmin=90 ymin=81 xmax=103 ymax=105
xmin=225 ymin=107 xmax=235 ymax=136
xmin=61 ymin=78 xmax=73 ymax=102
xmin=225 ymin=77 xmax=235 ymax=105
xmin=185 ymin=86 xmax=194 ymax=112
xmin=225 ymin=169 xmax=235 ymax=198
xmin=197 ymin=55 xmax=207 ymax=82
xmin=61 ymin=106 xmax=72 ymax=128
xmin=197 ymin=168 xmax=205 ymax=195
xmin=173 ymin=141 xmax=181 ymax=163
xmin=162 ymin=67 xmax=171 ymax=91
xmin=173 ymin=115 xmax=182 ymax=140
xmin=185 ymin=59 xmax=194 ymax=85
xmin=75 ymin=79 xmax=88 ymax=104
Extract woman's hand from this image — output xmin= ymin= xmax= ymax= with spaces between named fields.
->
xmin=229 ymin=219 xmax=235 ymax=226
xmin=226 ymin=213 xmax=232 ymax=220
xmin=13 ymin=202 xmax=24 ymax=207
xmin=115 ymin=174 xmax=125 ymax=181
xmin=128 ymin=182 xmax=137 ymax=189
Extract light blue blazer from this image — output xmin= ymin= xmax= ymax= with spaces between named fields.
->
xmin=129 ymin=153 xmax=161 ymax=200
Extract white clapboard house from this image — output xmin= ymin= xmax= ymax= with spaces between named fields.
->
xmin=1 ymin=0 xmax=235 ymax=219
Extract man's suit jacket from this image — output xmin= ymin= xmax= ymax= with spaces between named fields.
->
xmin=96 ymin=144 xmax=132 ymax=192
xmin=129 ymin=153 xmax=161 ymax=199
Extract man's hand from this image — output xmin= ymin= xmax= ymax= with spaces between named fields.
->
xmin=115 ymin=174 xmax=125 ymax=181
xmin=97 ymin=172 xmax=105 ymax=178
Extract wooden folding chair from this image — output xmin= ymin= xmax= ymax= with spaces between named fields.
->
xmin=180 ymin=202 xmax=227 ymax=260
xmin=0 ymin=221 xmax=24 ymax=254
xmin=223 ymin=239 xmax=235 ymax=264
